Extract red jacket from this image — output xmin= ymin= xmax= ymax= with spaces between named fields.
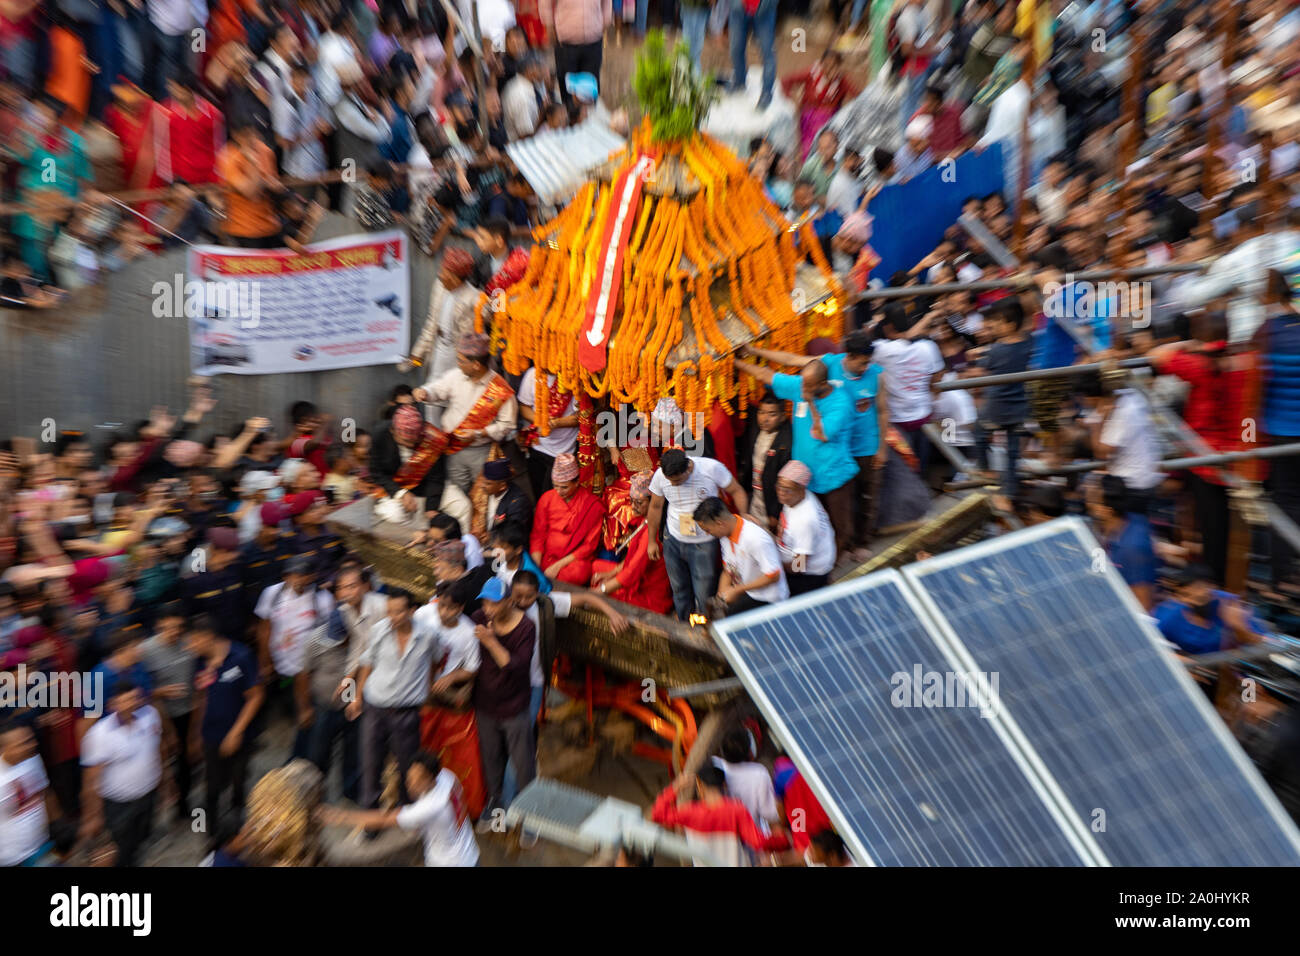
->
xmin=153 ymin=97 xmax=223 ymax=185
xmin=651 ymin=785 xmax=790 ymax=852
xmin=1156 ymin=348 xmax=1256 ymax=483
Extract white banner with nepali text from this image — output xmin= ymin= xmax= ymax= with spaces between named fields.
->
xmin=182 ymin=230 xmax=409 ymax=376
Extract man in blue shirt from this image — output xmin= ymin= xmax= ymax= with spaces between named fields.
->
xmin=185 ymin=615 xmax=264 ymax=830
xmin=1036 ymin=273 xmax=1113 ymax=371
xmin=1090 ymin=475 xmax=1157 ymax=611
xmin=86 ymin=632 xmax=153 ymax=721
xmin=379 ymin=64 xmax=417 ymax=166
xmin=743 ymin=329 xmax=888 ymax=560
xmin=735 ymin=355 xmax=859 ymax=561
xmin=1026 ymin=248 xmax=1113 ymax=462
xmin=1153 ymin=565 xmax=1266 ymax=656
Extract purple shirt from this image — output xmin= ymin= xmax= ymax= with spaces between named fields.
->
xmin=369 ymin=32 xmax=398 ymax=68
xmin=469 ymin=610 xmax=534 ymax=719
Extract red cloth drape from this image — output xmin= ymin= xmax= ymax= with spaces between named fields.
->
xmin=420 ymin=706 xmax=486 ymax=819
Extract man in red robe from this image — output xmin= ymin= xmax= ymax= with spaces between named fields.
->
xmin=529 ymin=453 xmax=604 ymax=586
xmin=591 ymin=472 xmax=673 ymax=615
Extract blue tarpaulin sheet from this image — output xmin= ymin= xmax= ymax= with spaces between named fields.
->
xmin=866 ymin=144 xmax=1005 ymax=283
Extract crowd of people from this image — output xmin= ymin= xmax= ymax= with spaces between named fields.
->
xmin=3 ymin=0 xmax=1300 ymax=867
xmin=0 ymin=0 xmax=642 ymax=296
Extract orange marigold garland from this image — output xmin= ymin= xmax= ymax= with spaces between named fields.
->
xmin=488 ymin=131 xmax=838 ymax=426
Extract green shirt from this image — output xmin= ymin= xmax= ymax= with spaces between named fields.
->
xmin=798 ymin=154 xmax=838 ymax=202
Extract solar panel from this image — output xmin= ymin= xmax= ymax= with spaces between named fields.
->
xmin=906 ymin=517 xmax=1300 ymax=866
xmin=711 ymin=571 xmax=1092 ymax=866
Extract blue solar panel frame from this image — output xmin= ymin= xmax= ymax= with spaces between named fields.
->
xmin=711 ymin=569 xmax=1097 ymax=866
xmin=905 ymin=517 xmax=1300 ymax=866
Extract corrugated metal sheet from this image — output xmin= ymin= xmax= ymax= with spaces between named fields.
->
xmin=0 ymin=214 xmax=442 ymax=446
xmin=506 ymin=117 xmax=626 ymax=205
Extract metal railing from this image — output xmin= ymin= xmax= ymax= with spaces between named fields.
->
xmin=846 ymin=263 xmax=1208 ymax=302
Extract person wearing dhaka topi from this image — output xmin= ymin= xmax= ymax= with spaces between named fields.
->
xmin=529 ymin=454 xmax=606 ymax=585
xmin=412 ymin=333 xmax=518 ymax=496
xmin=370 ymin=404 xmax=456 ymax=528
xmin=590 ymin=472 xmax=673 ymax=615
xmin=400 ymin=248 xmax=481 ymax=411
xmin=774 ymin=460 xmax=836 ymax=595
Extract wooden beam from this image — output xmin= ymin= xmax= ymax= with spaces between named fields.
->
xmin=1201 ymin=0 xmax=1240 ymax=204
xmin=1114 ymin=21 xmax=1146 ymax=263
xmin=1011 ymin=27 xmax=1038 ymax=258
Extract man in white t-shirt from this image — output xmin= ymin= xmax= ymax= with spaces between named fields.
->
xmin=693 ymin=496 xmax=788 ymax=617
xmin=713 ymin=728 xmax=779 ymax=831
xmin=79 ymin=681 xmax=163 ymax=867
xmin=254 ymin=555 xmax=336 ymax=760
xmin=517 ymin=365 xmax=579 ymax=497
xmin=414 ymin=580 xmax=483 ymax=709
xmin=320 ymin=751 xmax=480 ymax=866
xmin=456 ymin=0 xmax=517 ymax=55
xmin=773 ymin=460 xmax=836 ymax=595
xmin=871 ymin=307 xmax=946 ymax=467
xmin=647 ymin=449 xmax=749 ymax=621
xmin=0 ymin=722 xmax=56 ymax=866
xmin=502 ymin=53 xmax=547 ymax=141
xmin=1091 ymin=387 xmax=1164 ymax=492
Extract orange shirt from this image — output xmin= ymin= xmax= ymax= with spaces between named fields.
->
xmin=216 ymin=141 xmax=280 ymax=239
xmin=46 ymin=26 xmax=90 ymax=124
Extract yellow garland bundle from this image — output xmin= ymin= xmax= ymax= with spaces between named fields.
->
xmin=487 ymin=134 xmax=838 ymax=426
xmin=536 ymin=368 xmax=550 ymax=434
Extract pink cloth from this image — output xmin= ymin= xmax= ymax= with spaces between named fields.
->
xmin=539 ymin=0 xmax=611 ymax=46
xmin=798 ymin=106 xmax=836 ymax=162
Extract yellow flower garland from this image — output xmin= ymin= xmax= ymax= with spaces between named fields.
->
xmin=481 ymin=127 xmax=839 ymax=431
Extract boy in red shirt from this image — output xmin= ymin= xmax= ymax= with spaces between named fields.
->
xmin=651 ymin=767 xmax=789 ymax=866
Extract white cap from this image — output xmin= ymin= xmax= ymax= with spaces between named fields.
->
xmin=240 ymin=469 xmax=280 ymax=495
xmin=905 ymin=114 xmax=934 ymax=141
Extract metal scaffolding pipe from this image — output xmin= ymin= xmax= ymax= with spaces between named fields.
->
xmin=847 ymin=263 xmax=1207 ymax=302
xmin=1029 ymin=441 xmax=1300 ymax=476
xmin=921 ymin=423 xmax=978 ymax=474
xmin=934 ymin=358 xmax=1153 ymax=391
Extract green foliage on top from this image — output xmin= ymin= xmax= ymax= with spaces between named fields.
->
xmin=632 ymin=30 xmax=717 ymax=144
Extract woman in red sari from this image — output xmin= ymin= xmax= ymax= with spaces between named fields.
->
xmin=529 ymin=454 xmax=606 ymax=585
xmin=782 ymin=50 xmax=857 ymax=161
xmin=418 ymin=582 xmax=487 ymax=819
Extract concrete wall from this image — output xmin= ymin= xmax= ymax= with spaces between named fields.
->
xmin=0 ymin=214 xmax=439 ymax=444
